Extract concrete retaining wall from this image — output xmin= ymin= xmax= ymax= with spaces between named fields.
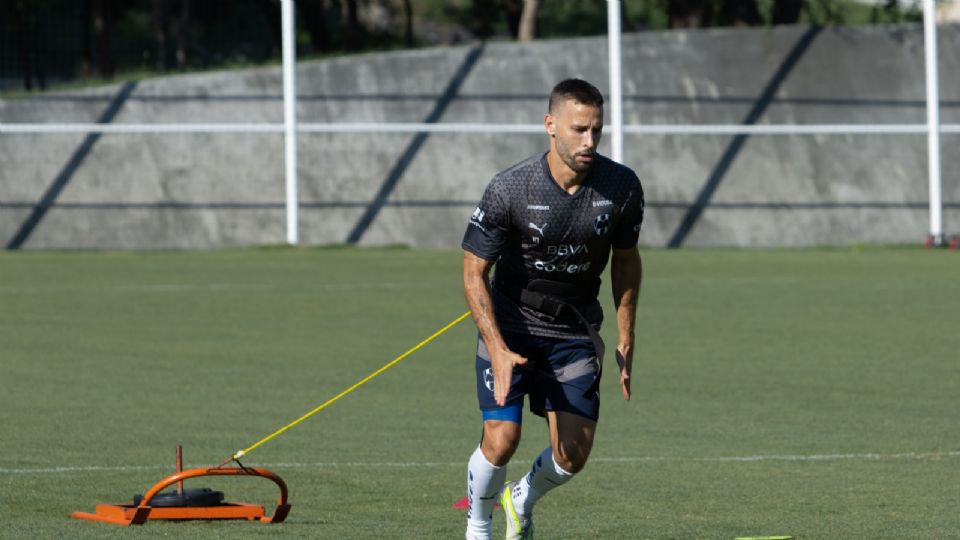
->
xmin=1 ymin=24 xmax=958 ymax=249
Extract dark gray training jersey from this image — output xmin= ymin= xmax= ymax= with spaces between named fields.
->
xmin=462 ymin=152 xmax=644 ymax=338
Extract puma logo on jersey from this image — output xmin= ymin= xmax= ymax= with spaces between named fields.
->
xmin=528 ymin=222 xmax=547 ymax=235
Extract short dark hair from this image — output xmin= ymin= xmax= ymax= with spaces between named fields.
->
xmin=548 ymin=78 xmax=604 ymax=113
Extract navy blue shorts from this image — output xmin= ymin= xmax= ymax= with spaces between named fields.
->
xmin=475 ymin=331 xmax=600 ymax=423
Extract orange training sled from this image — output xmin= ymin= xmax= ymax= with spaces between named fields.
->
xmin=71 ymin=446 xmax=290 ymax=526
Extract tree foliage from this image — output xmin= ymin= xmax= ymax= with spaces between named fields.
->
xmin=0 ymin=0 xmax=924 ymax=93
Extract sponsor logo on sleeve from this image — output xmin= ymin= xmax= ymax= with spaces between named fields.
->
xmin=471 ymin=207 xmax=485 ymax=223
xmin=468 ymin=207 xmax=488 ymax=232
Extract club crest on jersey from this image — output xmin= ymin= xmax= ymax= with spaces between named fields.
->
xmin=593 ymin=213 xmax=610 ymax=236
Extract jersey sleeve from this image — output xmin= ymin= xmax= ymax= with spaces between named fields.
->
xmin=461 ymin=177 xmax=511 ymax=260
xmin=611 ymin=176 xmax=645 ymax=250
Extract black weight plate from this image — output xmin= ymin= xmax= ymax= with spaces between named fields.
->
xmin=133 ymin=487 xmax=225 ymax=507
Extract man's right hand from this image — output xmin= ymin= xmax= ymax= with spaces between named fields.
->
xmin=463 ymin=250 xmax=527 ymax=406
xmin=489 ymin=346 xmax=527 ymax=406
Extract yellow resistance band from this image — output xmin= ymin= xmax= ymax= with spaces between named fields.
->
xmin=224 ymin=310 xmax=472 ymax=465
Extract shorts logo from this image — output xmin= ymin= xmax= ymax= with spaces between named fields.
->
xmin=593 ymin=213 xmax=610 ymax=236
xmin=482 ymin=368 xmax=495 ymax=392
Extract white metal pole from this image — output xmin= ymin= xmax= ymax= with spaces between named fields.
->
xmin=282 ymin=0 xmax=299 ymax=245
xmin=607 ymin=0 xmax=624 ymax=163
xmin=923 ymin=0 xmax=944 ymax=246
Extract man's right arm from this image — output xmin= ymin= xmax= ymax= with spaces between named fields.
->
xmin=463 ymin=250 xmax=527 ymax=406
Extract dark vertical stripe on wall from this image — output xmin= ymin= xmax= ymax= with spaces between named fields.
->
xmin=666 ymin=27 xmax=821 ymax=248
xmin=345 ymin=45 xmax=485 ymax=244
xmin=6 ymin=81 xmax=139 ymax=250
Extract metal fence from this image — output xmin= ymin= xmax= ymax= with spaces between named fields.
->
xmin=1 ymin=0 xmax=955 ymax=248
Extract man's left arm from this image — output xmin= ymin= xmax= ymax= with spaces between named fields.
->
xmin=610 ymin=246 xmax=642 ymax=401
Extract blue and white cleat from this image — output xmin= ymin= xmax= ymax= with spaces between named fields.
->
xmin=500 ymin=481 xmax=534 ymax=539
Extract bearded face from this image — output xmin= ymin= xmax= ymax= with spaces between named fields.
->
xmin=546 ymin=99 xmax=603 ymax=175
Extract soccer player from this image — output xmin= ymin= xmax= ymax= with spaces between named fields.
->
xmin=461 ymin=78 xmax=644 ymax=540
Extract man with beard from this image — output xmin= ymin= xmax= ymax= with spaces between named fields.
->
xmin=461 ymin=78 xmax=645 ymax=539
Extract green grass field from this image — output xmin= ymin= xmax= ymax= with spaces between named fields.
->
xmin=1 ymin=247 xmax=957 ymax=539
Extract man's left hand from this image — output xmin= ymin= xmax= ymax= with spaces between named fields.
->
xmin=616 ymin=348 xmax=632 ymax=401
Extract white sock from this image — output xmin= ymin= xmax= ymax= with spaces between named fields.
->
xmin=466 ymin=445 xmax=506 ymax=539
xmin=513 ymin=446 xmax=575 ymax=515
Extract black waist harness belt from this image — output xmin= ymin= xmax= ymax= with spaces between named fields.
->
xmin=497 ymin=278 xmax=609 ymax=398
